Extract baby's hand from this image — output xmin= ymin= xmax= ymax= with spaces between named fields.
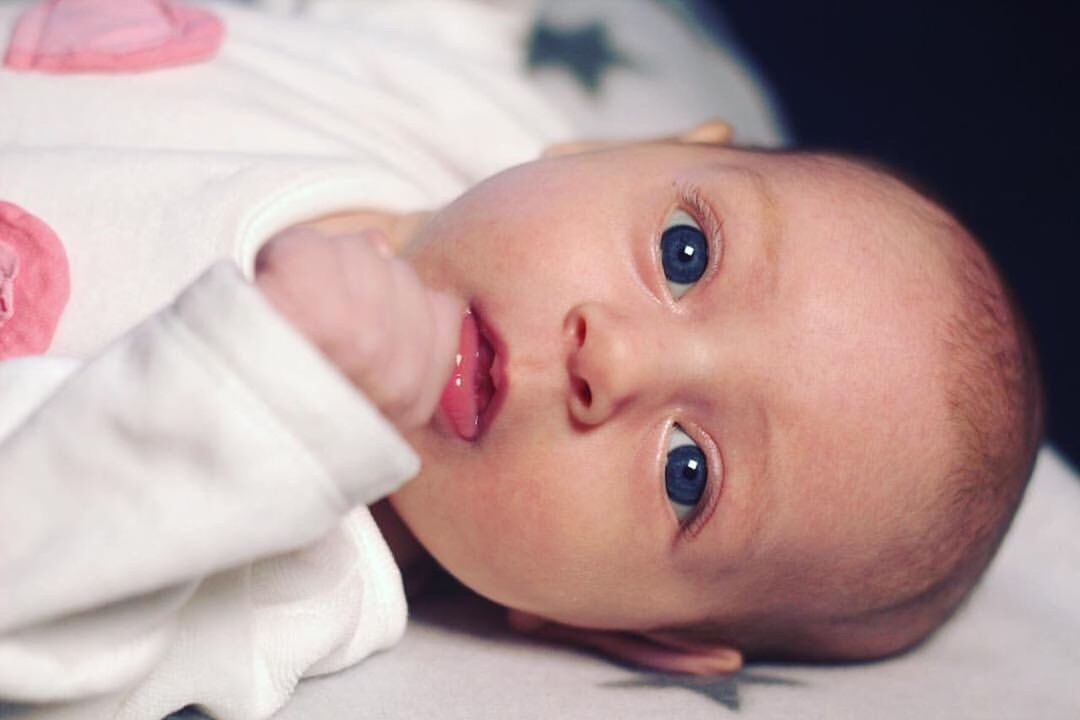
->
xmin=254 ymin=226 xmax=462 ymax=431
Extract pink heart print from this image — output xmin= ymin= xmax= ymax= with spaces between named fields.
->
xmin=0 ymin=241 xmax=17 ymax=322
xmin=0 ymin=201 xmax=70 ymax=359
xmin=4 ymin=0 xmax=224 ymax=72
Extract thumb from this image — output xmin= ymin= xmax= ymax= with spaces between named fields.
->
xmin=414 ymin=287 xmax=464 ymax=423
xmin=427 ymin=287 xmax=464 ymax=375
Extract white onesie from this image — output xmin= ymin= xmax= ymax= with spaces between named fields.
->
xmin=0 ymin=1 xmax=567 ymax=717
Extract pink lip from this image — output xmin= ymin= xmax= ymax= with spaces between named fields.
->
xmin=437 ymin=304 xmax=506 ymax=441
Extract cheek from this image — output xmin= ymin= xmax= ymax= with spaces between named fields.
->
xmin=458 ymin=447 xmax=608 ymax=600
xmin=399 ymin=430 xmax=654 ymax=615
xmin=415 ymin=170 xmax=619 ymax=302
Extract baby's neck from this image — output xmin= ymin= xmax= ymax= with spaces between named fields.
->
xmin=371 ymin=499 xmax=436 ymax=597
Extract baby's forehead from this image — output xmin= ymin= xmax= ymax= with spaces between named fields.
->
xmin=719 ymin=146 xmax=901 ymax=197
xmin=728 ymin=148 xmax=957 ymax=262
xmin=749 ymin=147 xmax=944 ymax=215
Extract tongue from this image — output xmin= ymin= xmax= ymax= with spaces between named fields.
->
xmin=438 ymin=309 xmax=494 ymax=440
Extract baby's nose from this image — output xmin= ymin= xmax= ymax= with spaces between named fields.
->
xmin=564 ymin=302 xmax=648 ymax=426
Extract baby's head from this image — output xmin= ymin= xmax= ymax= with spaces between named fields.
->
xmin=389 ymin=125 xmax=1042 ymax=671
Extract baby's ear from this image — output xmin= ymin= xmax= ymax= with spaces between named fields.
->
xmin=505 ymin=609 xmax=742 ymax=675
xmin=539 ymin=137 xmax=626 ymax=158
xmin=677 ymin=118 xmax=734 ymax=146
xmin=540 ymin=118 xmax=734 ymax=159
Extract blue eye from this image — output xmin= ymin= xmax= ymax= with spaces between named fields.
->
xmin=665 ymin=425 xmax=707 ymax=521
xmin=660 ymin=209 xmax=708 ymax=299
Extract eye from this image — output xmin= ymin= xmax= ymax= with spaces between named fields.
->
xmin=660 ymin=208 xmax=709 ymax=299
xmin=665 ymin=424 xmax=708 ymax=522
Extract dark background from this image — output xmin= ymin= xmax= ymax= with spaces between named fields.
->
xmin=716 ymin=0 xmax=1079 ymax=469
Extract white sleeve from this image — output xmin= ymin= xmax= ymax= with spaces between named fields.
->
xmin=0 ymin=262 xmax=418 ymax=702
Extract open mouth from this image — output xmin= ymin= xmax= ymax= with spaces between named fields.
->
xmin=437 ymin=305 xmax=503 ymax=441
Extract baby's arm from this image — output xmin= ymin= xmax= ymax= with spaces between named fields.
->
xmin=0 ymin=242 xmax=455 ymax=704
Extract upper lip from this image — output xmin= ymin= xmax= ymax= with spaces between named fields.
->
xmin=473 ymin=302 xmax=507 ymax=438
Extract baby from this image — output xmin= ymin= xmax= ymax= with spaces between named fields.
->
xmin=0 ymin=125 xmax=1042 ymax=719
xmin=258 ymin=121 xmax=1044 ymax=672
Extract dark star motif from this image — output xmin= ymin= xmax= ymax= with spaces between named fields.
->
xmin=603 ymin=668 xmax=804 ymax=711
xmin=526 ymin=19 xmax=632 ymax=94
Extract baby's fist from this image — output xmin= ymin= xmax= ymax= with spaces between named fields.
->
xmin=254 ymin=226 xmax=462 ymax=431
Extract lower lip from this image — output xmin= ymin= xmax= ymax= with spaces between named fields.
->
xmin=438 ymin=308 xmax=496 ymax=441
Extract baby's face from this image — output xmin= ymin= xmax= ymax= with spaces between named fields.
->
xmin=392 ymin=143 xmax=955 ymax=632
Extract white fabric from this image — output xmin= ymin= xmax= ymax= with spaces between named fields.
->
xmin=0 ymin=265 xmax=415 ymax=719
xmin=0 ymin=0 xmax=569 ymax=717
xmin=0 ymin=0 xmax=568 ymax=359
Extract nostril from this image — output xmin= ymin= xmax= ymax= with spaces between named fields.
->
xmin=573 ymin=376 xmax=592 ymax=408
xmin=573 ymin=314 xmax=586 ymax=347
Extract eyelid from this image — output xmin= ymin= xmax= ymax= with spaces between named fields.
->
xmin=667 ymin=424 xmax=696 ymax=451
xmin=658 ymin=183 xmax=724 ymax=305
xmin=662 ymin=417 xmax=724 ymax=541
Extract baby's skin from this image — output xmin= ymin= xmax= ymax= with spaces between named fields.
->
xmin=256 ymin=122 xmax=969 ymax=673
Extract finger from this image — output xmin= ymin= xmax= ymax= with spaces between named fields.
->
xmin=406 ymin=287 xmax=464 ymax=426
xmin=355 ymin=227 xmax=395 ymax=259
xmin=375 ymin=257 xmax=434 ymax=427
xmin=337 ymin=238 xmax=396 ymax=397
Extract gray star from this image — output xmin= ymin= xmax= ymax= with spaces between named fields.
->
xmin=526 ymin=20 xmax=632 ymax=94
xmin=604 ymin=668 xmax=804 ymax=711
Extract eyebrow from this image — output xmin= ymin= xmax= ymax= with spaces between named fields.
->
xmin=720 ymin=162 xmax=782 ymax=298
xmin=689 ymin=161 xmax=783 ymax=567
